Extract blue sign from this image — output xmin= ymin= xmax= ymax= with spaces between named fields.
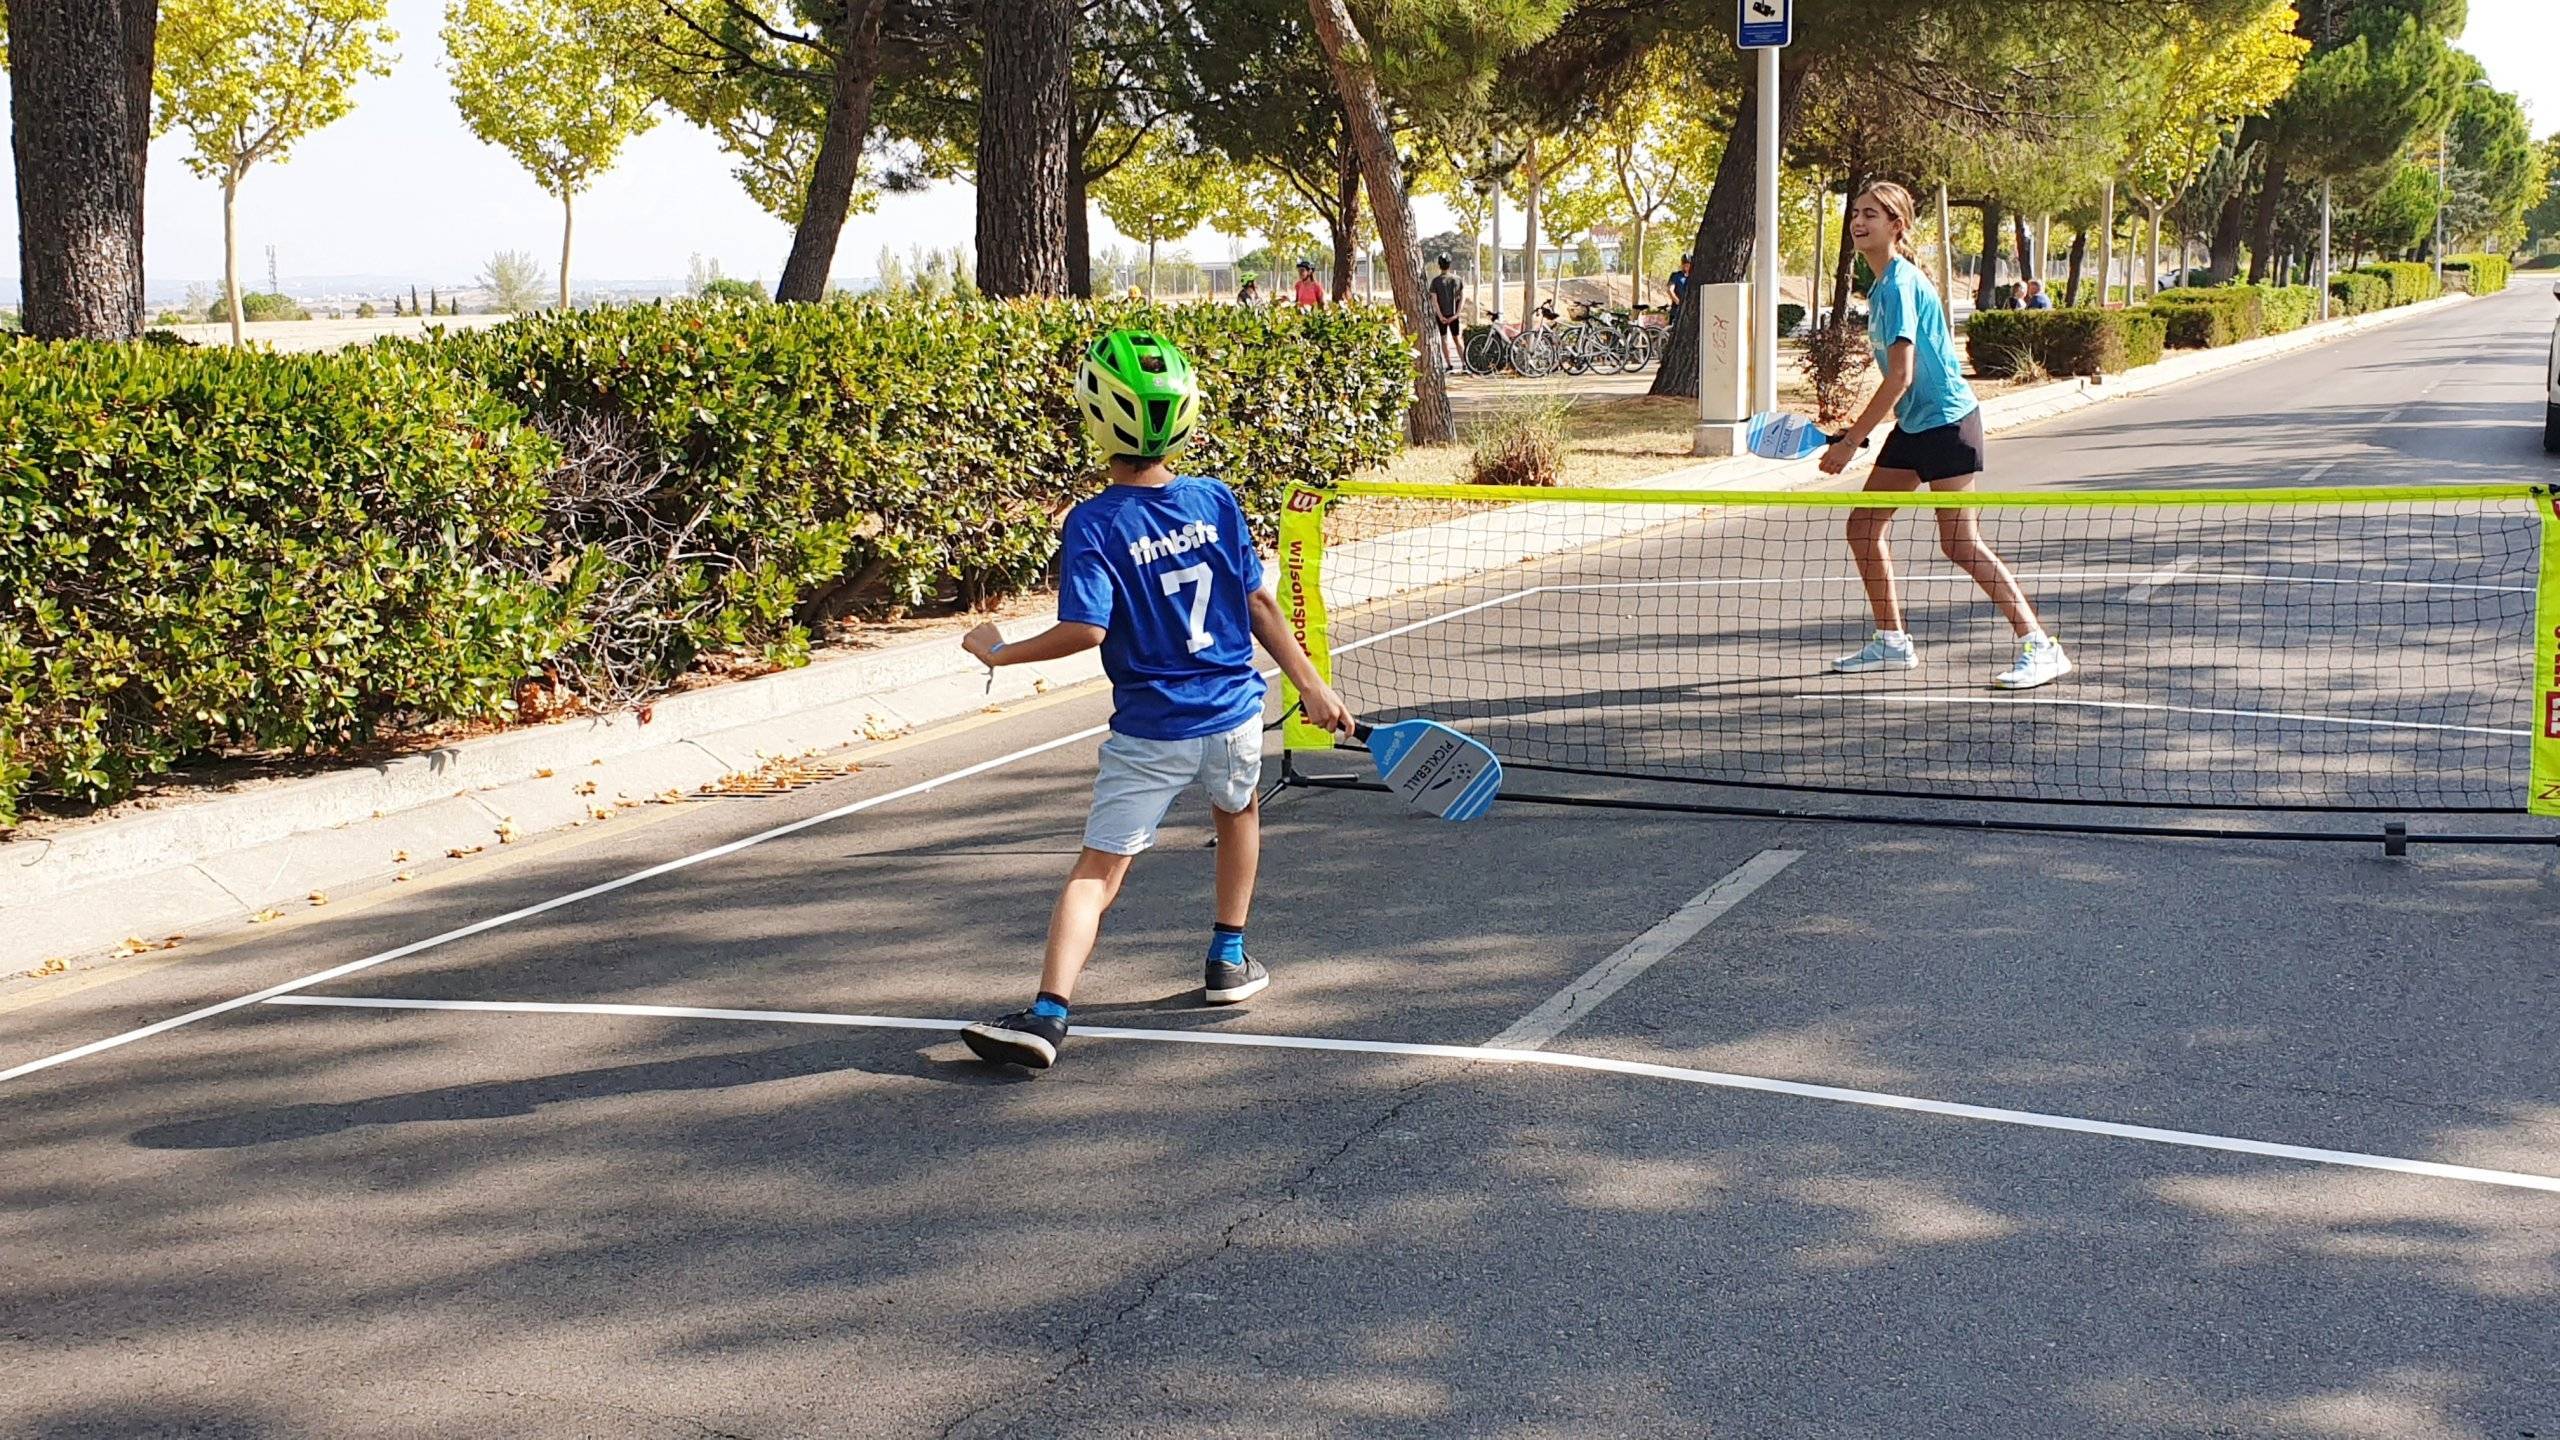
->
xmin=1737 ymin=0 xmax=1791 ymax=48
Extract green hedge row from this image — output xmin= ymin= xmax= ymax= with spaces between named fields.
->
xmin=2353 ymin=261 xmax=2439 ymax=306
xmin=2443 ymin=254 xmax=2510 ymax=293
xmin=1964 ymin=308 xmax=2164 ymax=377
xmin=0 ymin=298 xmax=1412 ymax=824
xmin=2329 ymin=272 xmax=2390 ymax=315
xmin=0 ymin=343 xmax=566 ymax=819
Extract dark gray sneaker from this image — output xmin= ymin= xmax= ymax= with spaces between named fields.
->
xmin=1203 ymin=955 xmax=1269 ymax=1004
xmin=962 ymin=1009 xmax=1067 ymax=1068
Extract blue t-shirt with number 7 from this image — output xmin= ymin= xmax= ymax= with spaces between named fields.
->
xmin=1057 ymin=475 xmax=1268 ymax=740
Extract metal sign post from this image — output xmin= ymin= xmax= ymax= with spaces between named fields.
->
xmin=1737 ymin=0 xmax=1789 ymax=415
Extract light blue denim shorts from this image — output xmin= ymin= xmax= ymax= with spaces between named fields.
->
xmin=1083 ymin=718 xmax=1264 ymax=856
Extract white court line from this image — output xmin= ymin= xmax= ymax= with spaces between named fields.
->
xmin=1819 ymin=694 xmax=2530 ymax=739
xmin=2124 ymin=554 xmax=2198 ymax=603
xmin=0 ymin=724 xmax=1114 ymax=1086
xmin=261 ymin=995 xmax=2560 ymax=1196
xmin=1488 ymin=849 xmax=1802 ymax=1051
xmin=2299 ymin=460 xmax=2340 ymax=485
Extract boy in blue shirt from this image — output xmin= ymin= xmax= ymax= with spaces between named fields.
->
xmin=957 ymin=329 xmax=1355 ymax=1070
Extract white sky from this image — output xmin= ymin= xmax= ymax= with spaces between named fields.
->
xmin=0 ymin=0 xmax=2552 ymax=300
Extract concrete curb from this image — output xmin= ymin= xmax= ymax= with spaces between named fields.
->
xmin=0 ymin=289 xmax=2469 ymax=970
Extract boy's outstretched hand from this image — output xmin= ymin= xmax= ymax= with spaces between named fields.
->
xmin=961 ymin=622 xmax=1004 ymax=666
xmin=1299 ymin=681 xmax=1356 ymax=738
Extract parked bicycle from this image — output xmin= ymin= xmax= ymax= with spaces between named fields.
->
xmin=1462 ymin=311 xmax=1559 ymax=379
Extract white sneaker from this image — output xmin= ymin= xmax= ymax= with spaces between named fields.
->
xmin=1833 ymin=631 xmax=1919 ymax=673
xmin=1993 ymin=635 xmax=2072 ymax=690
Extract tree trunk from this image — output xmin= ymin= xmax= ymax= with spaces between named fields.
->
xmin=2012 ymin=213 xmax=2032 ymax=290
xmin=2207 ymin=196 xmax=2245 ymax=283
xmin=972 ymin=0 xmax=1072 ymax=298
xmin=1066 ymin=120 xmax=1093 ymax=298
xmin=222 ymin=174 xmax=245 ymax=345
xmin=2246 ymin=155 xmax=2287 ymax=285
xmin=1146 ymin=236 xmax=1157 ymax=297
xmin=1650 ymin=51 xmax=1810 ymax=397
xmin=778 ymin=0 xmax=887 ymax=303
xmin=1975 ymin=200 xmax=2005 ymax=312
xmin=1520 ymin=137 xmax=1540 ymax=324
xmin=2064 ymin=227 xmax=2087 ymax=306
xmin=1331 ymin=132 xmax=1359 ymax=302
xmin=1303 ymin=0 xmax=1450 ymax=445
xmin=1630 ymin=215 xmax=1645 ymax=312
xmin=558 ymin=190 xmax=575 ymax=310
xmin=1828 ymin=163 xmax=1864 ymax=329
xmin=12 ymin=0 xmax=159 ymax=339
xmin=2146 ymin=205 xmax=2161 ymax=300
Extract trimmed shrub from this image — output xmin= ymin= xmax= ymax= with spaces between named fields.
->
xmin=2442 ymin=254 xmax=2510 ymax=294
xmin=2260 ymin=285 xmax=2317 ymax=333
xmin=2329 ymin=272 xmax=2389 ymax=315
xmin=0 ymin=343 xmax=565 ymax=825
xmin=1963 ymin=309 xmax=2033 ymax=376
xmin=1964 ymin=308 xmax=2154 ymax=377
xmin=2153 ymin=302 xmax=2228 ymax=348
xmin=1776 ymin=302 xmax=1807 ymax=337
xmin=2353 ymin=261 xmax=2438 ymax=306
xmin=441 ymin=297 xmax=1407 ymax=653
xmin=2121 ymin=310 xmax=2167 ymax=369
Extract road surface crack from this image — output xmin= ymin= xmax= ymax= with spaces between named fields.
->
xmin=934 ymin=1069 xmax=1444 ymax=1439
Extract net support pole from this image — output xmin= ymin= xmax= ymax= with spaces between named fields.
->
xmin=2533 ymin=487 xmax=2560 ymax=817
xmin=1751 ymin=42 xmax=1780 ymax=415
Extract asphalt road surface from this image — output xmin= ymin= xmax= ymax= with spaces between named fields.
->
xmin=5 ymin=282 xmax=2556 ymax=1440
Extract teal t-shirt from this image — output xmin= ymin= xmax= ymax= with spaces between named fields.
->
xmin=1866 ymin=256 xmax=1976 ymax=433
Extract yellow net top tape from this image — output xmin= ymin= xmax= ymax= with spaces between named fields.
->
xmin=1327 ymin=480 xmax=2553 ymax=509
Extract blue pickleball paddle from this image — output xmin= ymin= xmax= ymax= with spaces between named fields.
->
xmin=1357 ymin=720 xmax=1502 ymax=822
xmin=1745 ymin=410 xmax=1872 ymax=460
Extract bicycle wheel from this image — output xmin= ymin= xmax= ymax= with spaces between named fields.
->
xmin=1462 ymin=329 xmax=1503 ymax=378
xmin=1512 ymin=329 xmax=1558 ymax=379
xmin=1588 ymin=330 xmax=1627 ymax=374
xmin=1555 ymin=325 xmax=1591 ymax=375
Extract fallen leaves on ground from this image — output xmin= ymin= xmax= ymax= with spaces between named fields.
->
xmin=446 ymin=845 xmax=484 ymax=859
xmin=109 ymin=935 xmax=184 ymax=958
xmin=24 ymin=958 xmax=69 ymax=979
xmin=248 ymin=907 xmax=283 ymax=924
xmin=308 ymin=891 xmax=328 ymax=906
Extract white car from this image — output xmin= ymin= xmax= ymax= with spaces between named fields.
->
xmin=2548 ymin=281 xmax=2560 ymax=454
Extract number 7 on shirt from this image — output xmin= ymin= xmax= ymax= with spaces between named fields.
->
xmin=1160 ymin=562 xmax=1214 ymax=653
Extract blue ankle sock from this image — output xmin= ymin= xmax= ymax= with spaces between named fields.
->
xmin=1031 ymin=993 xmax=1069 ymax=1020
xmin=1207 ymin=924 xmax=1247 ymax=966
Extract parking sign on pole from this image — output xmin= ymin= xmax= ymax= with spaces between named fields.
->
xmin=1737 ymin=0 xmax=1790 ymax=49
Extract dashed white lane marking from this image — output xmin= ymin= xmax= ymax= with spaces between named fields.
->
xmin=1488 ymin=849 xmax=1803 ymax=1050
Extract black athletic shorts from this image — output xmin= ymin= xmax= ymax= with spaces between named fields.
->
xmin=1436 ymin=316 xmax=1461 ymax=335
xmin=1874 ymin=407 xmax=1985 ymax=482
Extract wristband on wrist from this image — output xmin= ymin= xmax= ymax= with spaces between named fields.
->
xmin=988 ymin=640 xmax=1007 ymax=660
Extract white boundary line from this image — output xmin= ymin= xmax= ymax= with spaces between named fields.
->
xmin=0 ymin=725 xmax=1112 ymax=1085
xmin=1822 ymin=694 xmax=2530 ymax=738
xmin=261 ymin=995 xmax=2560 ymax=1196
xmin=2125 ymin=555 xmax=2198 ymax=603
xmin=1488 ymin=849 xmax=1803 ymax=1050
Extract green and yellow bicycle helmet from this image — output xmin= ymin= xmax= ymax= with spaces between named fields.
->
xmin=1077 ymin=328 xmax=1201 ymax=460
